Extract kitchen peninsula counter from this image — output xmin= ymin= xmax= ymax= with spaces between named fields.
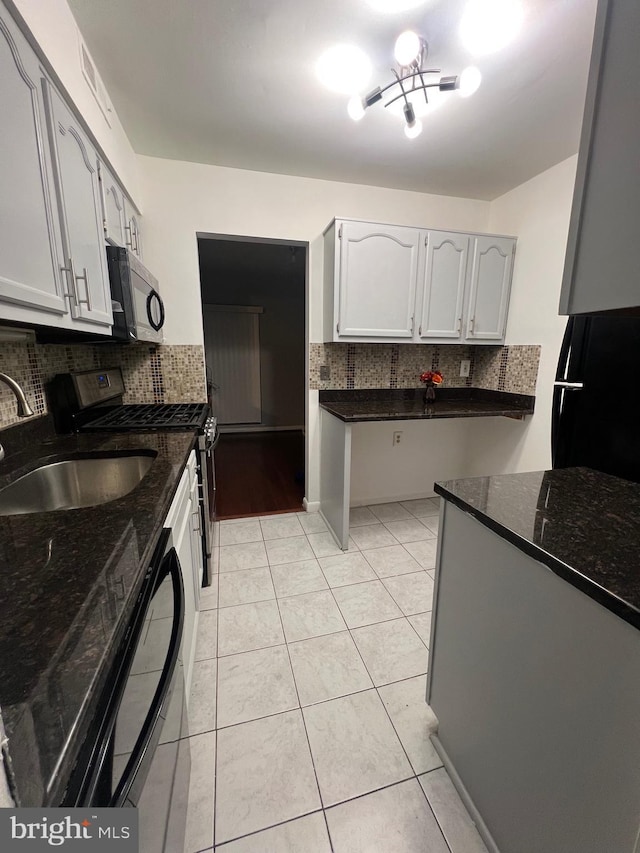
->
xmin=319 ymin=387 xmax=534 ymax=422
xmin=318 ymin=388 xmax=534 ymax=550
xmin=0 ymin=416 xmax=196 ymax=808
xmin=427 ymin=467 xmax=640 ymax=853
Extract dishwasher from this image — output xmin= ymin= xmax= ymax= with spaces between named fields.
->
xmin=62 ymin=529 xmax=190 ymax=853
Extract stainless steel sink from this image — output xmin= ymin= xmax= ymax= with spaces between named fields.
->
xmin=0 ymin=452 xmax=157 ymax=516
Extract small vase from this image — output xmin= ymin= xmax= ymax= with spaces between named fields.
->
xmin=423 ymin=383 xmax=436 ymax=404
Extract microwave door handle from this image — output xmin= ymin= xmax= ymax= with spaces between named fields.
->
xmin=113 ymin=548 xmax=185 ymax=806
xmin=146 ymin=288 xmax=165 ymax=332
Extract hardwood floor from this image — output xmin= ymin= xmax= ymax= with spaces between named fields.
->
xmin=213 ymin=430 xmax=305 ymax=519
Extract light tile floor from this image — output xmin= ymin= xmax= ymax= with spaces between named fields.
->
xmin=183 ymin=499 xmax=489 ymax=852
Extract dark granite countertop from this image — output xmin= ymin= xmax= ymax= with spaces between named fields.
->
xmin=0 ymin=416 xmax=196 ymax=807
xmin=435 ymin=467 xmax=640 ymax=630
xmin=319 ymin=388 xmax=535 ymax=422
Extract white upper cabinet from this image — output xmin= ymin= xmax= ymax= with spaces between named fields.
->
xmin=464 ymin=236 xmax=514 ymax=342
xmin=44 ymin=83 xmax=112 ymax=328
xmin=0 ymin=9 xmax=67 ymax=319
xmin=418 ymin=231 xmax=469 ymax=340
xmin=100 ymin=162 xmax=126 ymax=247
xmin=559 ymin=0 xmax=640 ymax=314
xmin=334 ymin=220 xmax=420 ymax=340
xmin=324 ymin=219 xmax=515 ymax=345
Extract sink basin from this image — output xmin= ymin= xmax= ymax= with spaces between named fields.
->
xmin=0 ymin=451 xmax=157 ymax=516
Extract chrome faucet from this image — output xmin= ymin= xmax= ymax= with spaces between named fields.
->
xmin=0 ymin=373 xmax=34 ymax=462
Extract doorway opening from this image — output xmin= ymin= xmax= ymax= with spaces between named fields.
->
xmin=197 ymin=235 xmax=307 ymax=519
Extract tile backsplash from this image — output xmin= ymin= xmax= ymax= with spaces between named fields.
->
xmin=0 ymin=341 xmax=206 ymax=429
xmin=309 ymin=343 xmax=541 ymax=396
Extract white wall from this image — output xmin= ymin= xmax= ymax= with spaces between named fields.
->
xmin=464 ymin=155 xmax=579 ymax=478
xmin=11 ymin=0 xmax=141 ymax=205
xmin=137 ymin=155 xmax=491 ymax=502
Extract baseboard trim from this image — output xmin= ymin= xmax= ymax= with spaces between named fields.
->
xmin=303 ymin=498 xmax=320 ymax=513
xmin=430 ymin=734 xmax=501 ymax=853
xmin=219 ymin=424 xmax=305 ymax=434
xmin=350 ymin=492 xmax=438 ymax=507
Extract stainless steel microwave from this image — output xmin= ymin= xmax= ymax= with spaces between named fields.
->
xmin=106 ymin=246 xmax=165 ymax=343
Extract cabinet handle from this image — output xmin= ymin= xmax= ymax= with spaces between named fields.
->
xmin=469 ymin=317 xmax=475 ymax=334
xmin=418 ymin=325 xmax=422 ymax=336
xmin=75 ymin=267 xmax=92 ymax=310
xmin=410 ymin=315 xmax=415 ymax=333
xmin=124 ymin=223 xmax=134 ymax=249
xmin=457 ymin=317 xmax=462 ymax=333
xmin=60 ymin=263 xmax=77 ymax=307
xmin=192 ymin=510 xmax=201 ymax=535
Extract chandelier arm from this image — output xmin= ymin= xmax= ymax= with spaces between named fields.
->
xmin=376 ymin=68 xmax=442 ymax=99
xmin=391 ymin=68 xmax=410 ymax=107
xmin=383 ymin=82 xmax=442 ymax=109
xmin=418 ymin=69 xmax=429 ymax=104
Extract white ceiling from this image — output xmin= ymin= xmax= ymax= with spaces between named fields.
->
xmin=68 ymin=0 xmax=597 ymax=200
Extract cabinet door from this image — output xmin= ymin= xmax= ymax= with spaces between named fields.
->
xmin=559 ymin=0 xmax=640 ymax=314
xmin=0 ymin=10 xmax=67 ymax=317
xmin=124 ymin=196 xmax=142 ymax=259
xmin=44 ymin=84 xmax=112 ymax=327
xmin=100 ymin=162 xmax=126 ymax=247
xmin=419 ymin=231 xmax=468 ymax=340
xmin=337 ymin=221 xmax=419 ymax=339
xmin=465 ymin=236 xmax=514 ymax=341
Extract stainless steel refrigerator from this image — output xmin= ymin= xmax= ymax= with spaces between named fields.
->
xmin=552 ymin=315 xmax=640 ymax=482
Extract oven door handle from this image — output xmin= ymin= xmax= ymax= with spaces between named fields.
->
xmin=113 ymin=546 xmax=185 ymax=806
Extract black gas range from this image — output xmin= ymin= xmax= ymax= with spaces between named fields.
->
xmin=80 ymin=402 xmax=212 ymax=434
xmin=48 ymin=368 xmax=217 ymax=586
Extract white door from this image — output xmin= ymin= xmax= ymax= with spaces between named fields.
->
xmin=419 ymin=231 xmax=469 ymax=340
xmin=337 ymin=221 xmax=419 ymax=339
xmin=100 ymin=163 xmax=126 ymax=247
xmin=204 ymin=305 xmax=262 ymax=425
xmin=0 ymin=10 xmax=67 ymax=317
xmin=45 ymin=84 xmax=112 ymax=327
xmin=465 ymin=236 xmax=515 ymax=341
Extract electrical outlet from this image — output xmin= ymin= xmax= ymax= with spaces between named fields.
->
xmin=392 ymin=430 xmax=403 ymax=446
xmin=459 ymin=359 xmax=471 ymax=378
xmin=319 ymin=364 xmax=330 ymax=380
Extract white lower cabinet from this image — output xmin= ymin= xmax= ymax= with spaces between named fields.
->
xmin=164 ymin=450 xmax=203 ymax=701
xmin=324 ymin=218 xmax=516 ymax=345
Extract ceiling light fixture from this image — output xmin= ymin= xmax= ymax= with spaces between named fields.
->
xmin=345 ymin=31 xmax=481 ymax=139
xmin=316 ymin=44 xmax=372 ymax=95
xmin=460 ymin=0 xmax=523 ymax=56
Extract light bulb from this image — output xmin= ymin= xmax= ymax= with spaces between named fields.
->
xmin=316 ymin=45 xmax=372 ymax=95
xmin=460 ymin=0 xmax=523 ymax=56
xmin=347 ymin=95 xmax=366 ymax=121
xmin=404 ymin=119 xmax=423 ymax=139
xmin=366 ymin=0 xmax=427 ymax=12
xmin=459 ymin=66 xmax=482 ymax=97
xmin=394 ymin=31 xmax=421 ymax=66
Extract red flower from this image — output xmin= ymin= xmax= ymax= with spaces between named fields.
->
xmin=420 ymin=370 xmax=444 ymax=385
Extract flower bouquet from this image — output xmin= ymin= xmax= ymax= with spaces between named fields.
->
xmin=420 ymin=370 xmax=443 ymax=404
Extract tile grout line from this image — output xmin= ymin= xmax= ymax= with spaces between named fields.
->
xmin=212 ymin=539 xmax=221 ymax=852
xmin=205 ymin=508 xmax=441 ymax=848
xmin=316 ymin=551 xmax=452 ymax=852
xmin=270 ymin=565 xmax=335 ymax=852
